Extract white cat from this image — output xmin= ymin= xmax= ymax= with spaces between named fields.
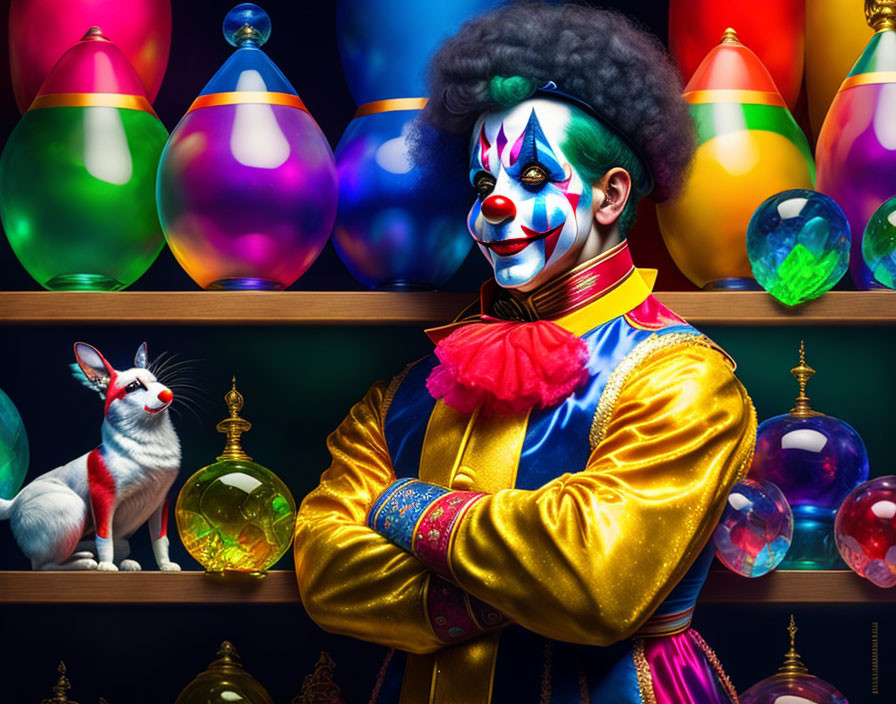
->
xmin=0 ymin=342 xmax=181 ymax=571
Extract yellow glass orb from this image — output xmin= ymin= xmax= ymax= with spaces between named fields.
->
xmin=176 ymin=457 xmax=296 ymax=574
xmin=176 ymin=641 xmax=274 ymax=704
xmin=175 ymin=377 xmax=297 ymax=574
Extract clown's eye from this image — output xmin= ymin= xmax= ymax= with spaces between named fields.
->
xmin=125 ymin=380 xmax=146 ymax=393
xmin=520 ymin=164 xmax=549 ymax=188
xmin=473 ymin=172 xmax=496 ymax=198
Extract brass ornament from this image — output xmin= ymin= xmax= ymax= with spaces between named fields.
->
xmin=41 ymin=662 xmax=77 ymax=704
xmin=866 ymin=0 xmax=896 ymax=31
xmin=779 ymin=614 xmax=810 ymax=675
xmin=789 ymin=341 xmax=820 ymax=418
xmin=294 ymin=652 xmax=347 ymax=704
xmin=175 ymin=641 xmax=274 ymax=704
xmin=720 ymin=27 xmax=741 ymax=45
xmin=217 ymin=376 xmax=252 ymax=461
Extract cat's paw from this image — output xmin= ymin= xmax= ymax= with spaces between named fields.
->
xmin=119 ymin=559 xmax=142 ymax=572
xmin=96 ymin=561 xmax=119 ymax=572
xmin=158 ymin=560 xmax=181 ymax=572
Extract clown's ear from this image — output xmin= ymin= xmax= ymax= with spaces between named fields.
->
xmin=593 ymin=168 xmax=631 ymax=227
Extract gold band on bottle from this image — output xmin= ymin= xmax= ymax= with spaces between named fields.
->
xmin=839 ymin=71 xmax=896 ymax=91
xmin=354 ymin=98 xmax=428 ymax=117
xmin=28 ymin=92 xmax=156 ymax=115
xmin=186 ymin=91 xmax=308 ymax=114
xmin=683 ymin=89 xmax=786 ymax=107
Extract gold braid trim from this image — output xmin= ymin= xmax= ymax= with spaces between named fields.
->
xmin=380 ymin=364 xmax=414 ymax=426
xmin=632 ymin=639 xmax=657 ymax=704
xmin=687 ymin=631 xmax=741 ymax=703
xmin=589 ymin=333 xmax=718 ymax=450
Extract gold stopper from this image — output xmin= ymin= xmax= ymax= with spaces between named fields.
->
xmin=216 ymin=377 xmax=252 ymax=461
xmin=866 ymin=0 xmax=896 ymax=31
xmin=789 ymin=341 xmax=819 ymax=418
xmin=778 ymin=615 xmax=809 ymax=675
xmin=42 ymin=662 xmax=78 ymax=704
xmin=81 ymin=26 xmax=108 ymax=42
xmin=720 ymin=27 xmax=741 ymax=44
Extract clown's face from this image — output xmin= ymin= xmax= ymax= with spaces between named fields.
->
xmin=467 ymin=99 xmax=595 ymax=291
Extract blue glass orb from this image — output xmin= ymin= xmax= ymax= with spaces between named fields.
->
xmin=862 ymin=195 xmax=896 ymax=288
xmin=747 ymin=189 xmax=850 ymax=306
xmin=713 ymin=479 xmax=793 ymax=577
xmin=224 ymin=3 xmax=271 ymax=47
xmin=337 ymin=0 xmax=501 ymax=105
xmin=0 ymin=388 xmax=29 ymax=500
xmin=333 ymin=110 xmax=472 ymax=290
xmin=750 ymin=412 xmax=868 ymax=570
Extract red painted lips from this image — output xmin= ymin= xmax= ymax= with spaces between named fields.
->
xmin=476 ymin=222 xmax=565 ymax=258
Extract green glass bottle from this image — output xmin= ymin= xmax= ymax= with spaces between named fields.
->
xmin=0 ymin=28 xmax=168 ymax=291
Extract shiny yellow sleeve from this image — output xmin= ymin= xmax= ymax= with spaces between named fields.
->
xmin=447 ymin=342 xmax=756 ymax=646
xmin=293 ymin=381 xmax=444 ymax=654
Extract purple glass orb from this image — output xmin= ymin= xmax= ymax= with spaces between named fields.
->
xmin=713 ymin=479 xmax=793 ymax=577
xmin=332 ymin=109 xmax=472 ymax=290
xmin=750 ymin=412 xmax=868 ymax=569
xmin=740 ymin=672 xmax=848 ymax=704
xmin=156 ymin=5 xmax=337 ymax=290
xmin=835 ymin=476 xmax=896 ymax=588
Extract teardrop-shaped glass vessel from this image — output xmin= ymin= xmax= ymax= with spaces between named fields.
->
xmin=0 ymin=27 xmax=168 ymax=290
xmin=157 ymin=3 xmax=337 ymax=290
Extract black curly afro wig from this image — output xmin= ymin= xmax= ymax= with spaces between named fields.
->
xmin=418 ymin=1 xmax=695 ymax=233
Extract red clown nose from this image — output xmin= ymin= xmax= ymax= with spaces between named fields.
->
xmin=481 ymin=195 xmax=517 ymax=224
xmin=158 ymin=389 xmax=173 ymax=403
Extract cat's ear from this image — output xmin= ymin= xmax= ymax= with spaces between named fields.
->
xmin=74 ymin=342 xmax=115 ymax=391
xmin=135 ymin=342 xmax=148 ymax=369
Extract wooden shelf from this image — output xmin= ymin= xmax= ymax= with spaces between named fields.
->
xmin=1 ymin=570 xmax=892 ymax=605
xmin=2 ymin=291 xmax=896 ymax=325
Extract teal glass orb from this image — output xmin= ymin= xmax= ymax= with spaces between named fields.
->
xmin=747 ymin=189 xmax=850 ymax=306
xmin=0 ymin=389 xmax=29 ymax=500
xmin=862 ymin=195 xmax=896 ymax=288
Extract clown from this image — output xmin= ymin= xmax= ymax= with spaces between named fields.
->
xmin=295 ymin=4 xmax=755 ymax=704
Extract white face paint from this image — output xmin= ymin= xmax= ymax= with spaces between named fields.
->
xmin=467 ymin=99 xmax=595 ymax=291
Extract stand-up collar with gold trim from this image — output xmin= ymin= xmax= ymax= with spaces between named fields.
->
xmin=428 ymin=241 xmax=655 ymax=342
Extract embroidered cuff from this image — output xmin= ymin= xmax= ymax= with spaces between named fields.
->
xmin=426 ymin=575 xmax=507 ymax=645
xmin=367 ymin=479 xmax=486 ymax=576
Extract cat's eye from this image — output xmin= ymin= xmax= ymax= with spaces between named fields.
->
xmin=520 ymin=164 xmax=549 ymax=188
xmin=473 ymin=171 xmax=496 ymax=198
xmin=125 ymin=380 xmax=146 ymax=393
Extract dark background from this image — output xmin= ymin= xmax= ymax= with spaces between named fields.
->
xmin=0 ymin=2 xmax=892 ymax=703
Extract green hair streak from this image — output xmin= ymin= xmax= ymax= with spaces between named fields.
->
xmin=489 ymin=76 xmax=536 ymax=107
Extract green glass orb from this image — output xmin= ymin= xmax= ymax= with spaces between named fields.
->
xmin=0 ymin=106 xmax=168 ymax=290
xmin=863 ymin=195 xmax=896 ymax=289
xmin=175 ymin=457 xmax=296 ymax=574
xmin=0 ymin=388 xmax=29 ymax=500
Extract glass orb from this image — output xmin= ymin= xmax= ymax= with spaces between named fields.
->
xmin=176 ymin=641 xmax=273 ymax=704
xmin=835 ymin=475 xmax=896 ymax=588
xmin=751 ymin=413 xmax=869 ymax=569
xmin=862 ymin=195 xmax=896 ymax=288
xmin=747 ymin=189 xmax=850 ymax=306
xmin=713 ymin=479 xmax=793 ymax=577
xmin=0 ymin=389 xmax=28 ymax=500
xmin=740 ymin=671 xmax=848 ymax=704
xmin=175 ymin=458 xmax=296 ymax=574
xmin=223 ymin=3 xmax=271 ymax=47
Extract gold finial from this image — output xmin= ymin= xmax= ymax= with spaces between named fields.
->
xmin=216 ymin=377 xmax=252 ymax=461
xmin=866 ymin=0 xmax=896 ymax=31
xmin=789 ymin=341 xmax=819 ymax=418
xmin=720 ymin=27 xmax=740 ymax=44
xmin=778 ymin=615 xmax=809 ymax=675
xmin=42 ymin=662 xmax=78 ymax=704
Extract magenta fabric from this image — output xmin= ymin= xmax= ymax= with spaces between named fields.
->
xmin=643 ymin=631 xmax=736 ymax=704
